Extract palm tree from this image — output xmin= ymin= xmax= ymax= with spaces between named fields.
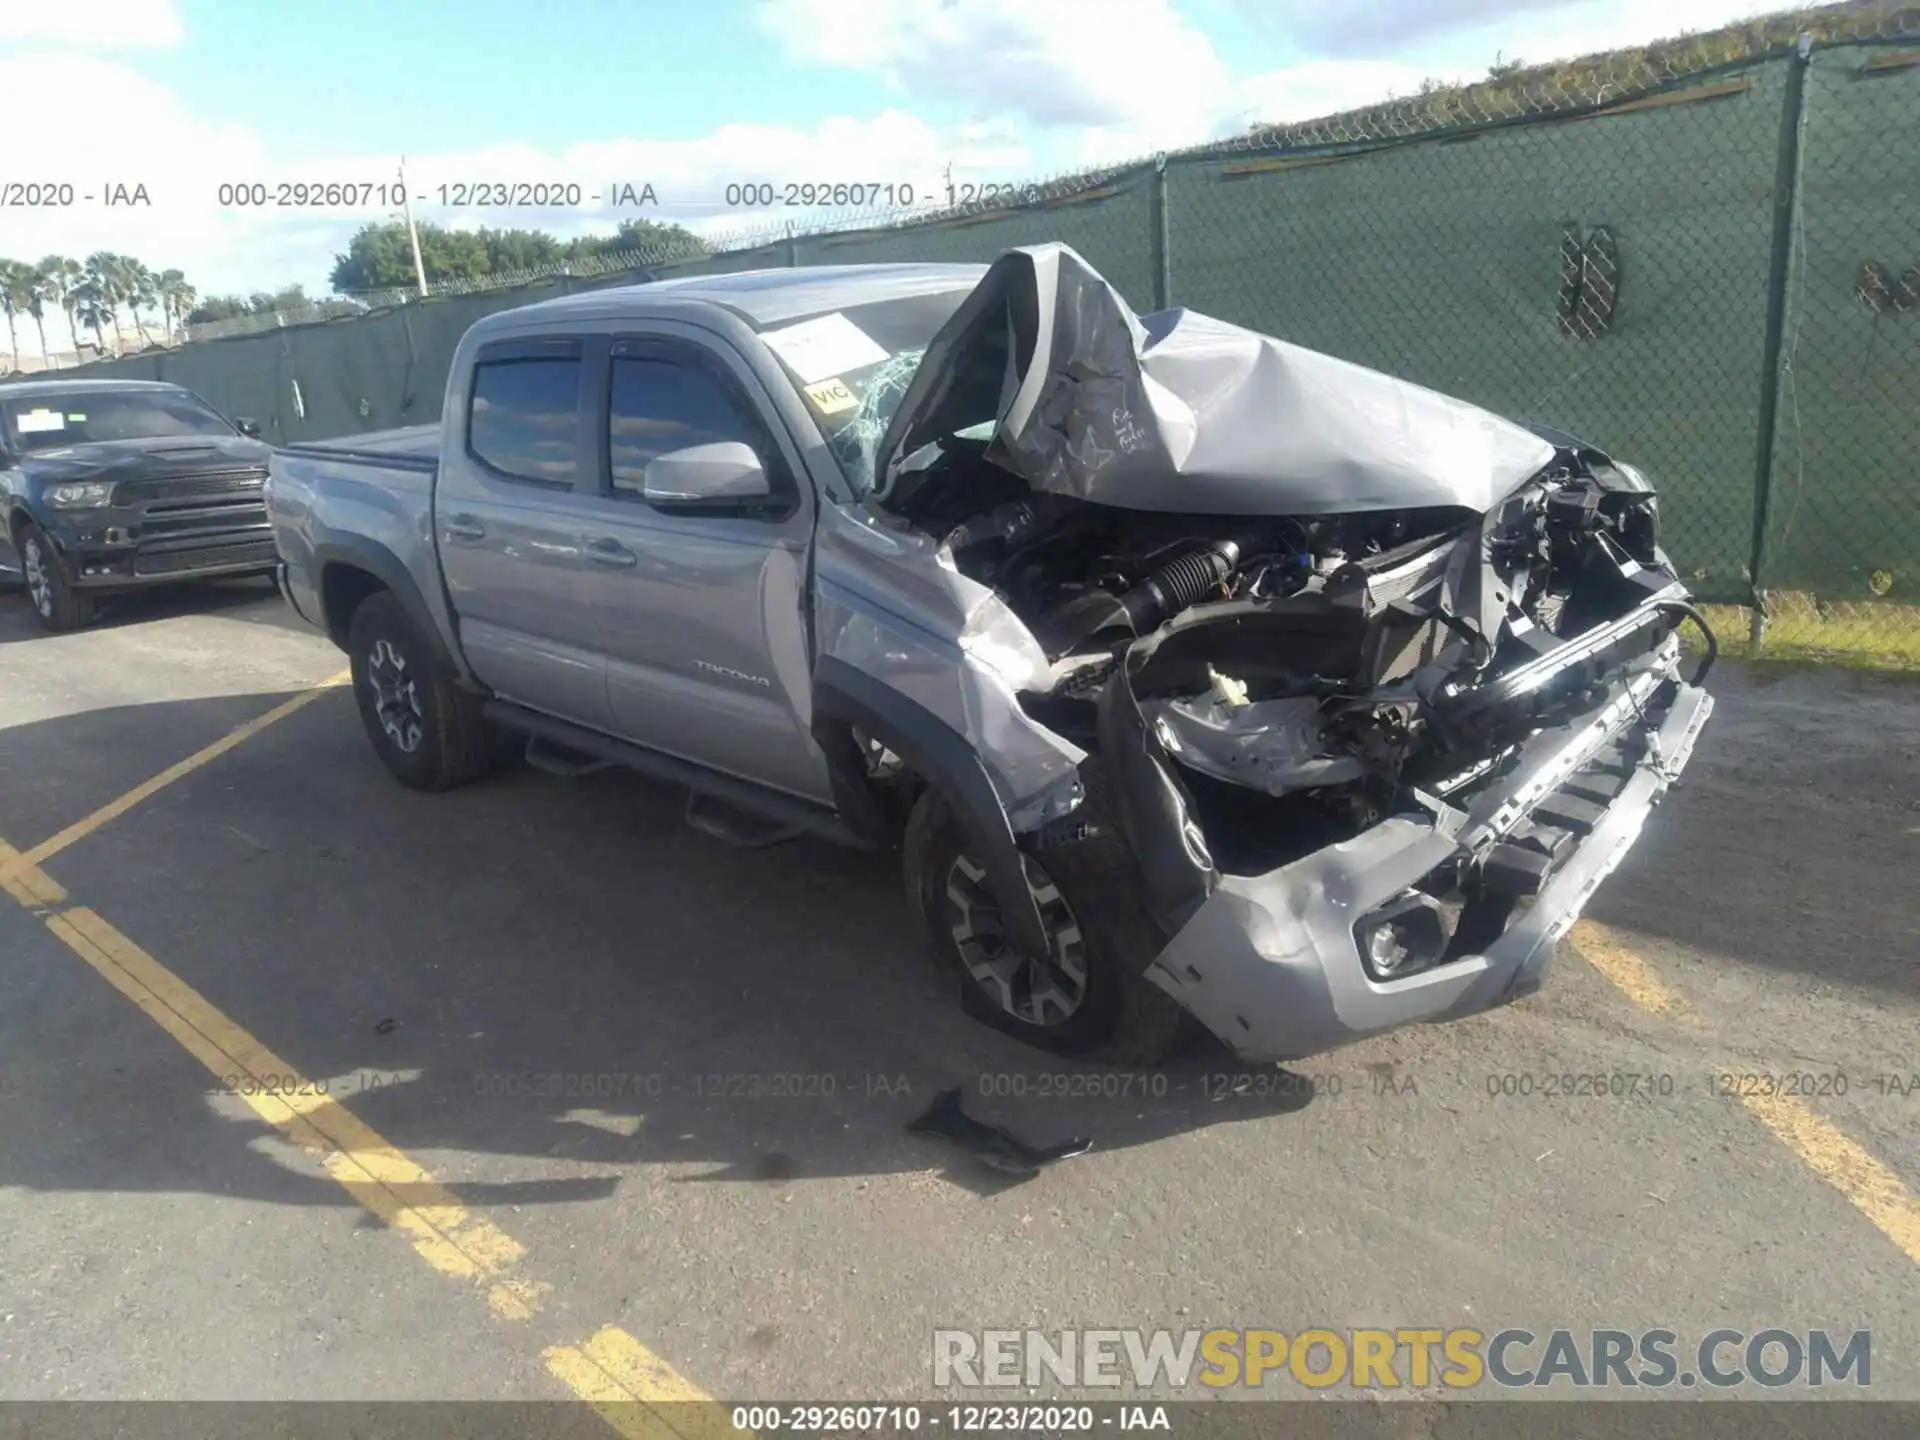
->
xmin=25 ymin=271 xmax=51 ymax=369
xmin=0 ymin=260 xmax=32 ymax=372
xmin=157 ymin=268 xmax=196 ymax=343
xmin=38 ymin=256 xmax=83 ymax=360
xmin=124 ymin=259 xmax=159 ymax=347
xmin=72 ymin=277 xmax=113 ymax=355
xmin=83 ymin=251 xmax=129 ymax=354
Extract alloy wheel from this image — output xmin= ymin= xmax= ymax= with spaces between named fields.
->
xmin=366 ymin=637 xmax=425 ymax=753
xmin=22 ymin=536 xmax=52 ymax=618
xmin=944 ymin=852 xmax=1090 ymax=1026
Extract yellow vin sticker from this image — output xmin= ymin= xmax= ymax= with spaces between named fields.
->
xmin=803 ymin=378 xmax=858 ymax=415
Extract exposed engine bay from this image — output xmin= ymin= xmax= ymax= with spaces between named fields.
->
xmin=889 ymin=424 xmax=1709 ymax=885
xmin=811 ymin=242 xmax=1715 ymax=1056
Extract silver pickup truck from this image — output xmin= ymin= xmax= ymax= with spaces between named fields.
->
xmin=267 ymin=243 xmax=1715 ymax=1064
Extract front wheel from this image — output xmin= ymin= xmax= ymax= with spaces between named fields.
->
xmin=346 ymin=590 xmax=495 ymax=791
xmin=902 ymin=788 xmax=1191 ymax=1065
xmin=18 ymin=523 xmax=97 ymax=632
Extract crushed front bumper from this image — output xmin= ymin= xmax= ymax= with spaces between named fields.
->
xmin=1143 ymin=647 xmax=1713 ymax=1062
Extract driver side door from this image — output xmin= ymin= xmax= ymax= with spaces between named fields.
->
xmin=572 ymin=335 xmax=831 ymax=805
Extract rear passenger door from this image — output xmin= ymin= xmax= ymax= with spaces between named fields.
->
xmin=572 ymin=335 xmax=831 ymax=804
xmin=432 ymin=337 xmax=613 ymax=730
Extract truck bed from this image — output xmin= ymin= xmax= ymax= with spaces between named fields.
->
xmin=282 ymin=424 xmax=440 ymax=471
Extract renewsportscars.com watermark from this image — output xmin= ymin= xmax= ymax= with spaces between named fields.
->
xmin=933 ymin=1328 xmax=1871 ymax=1392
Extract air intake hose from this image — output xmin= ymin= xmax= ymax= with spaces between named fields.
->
xmin=1039 ymin=538 xmax=1245 ymax=657
xmin=1131 ymin=541 xmax=1244 ymax=626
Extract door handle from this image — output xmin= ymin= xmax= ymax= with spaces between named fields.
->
xmin=587 ymin=538 xmax=637 ymax=568
xmin=444 ymin=515 xmax=486 ymax=541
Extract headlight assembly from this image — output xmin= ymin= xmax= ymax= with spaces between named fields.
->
xmin=1612 ymin=461 xmax=1653 ymax=492
xmin=44 ymin=481 xmax=115 ymax=509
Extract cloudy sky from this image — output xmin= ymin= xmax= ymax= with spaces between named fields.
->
xmin=1 ymin=0 xmax=1794 ymax=356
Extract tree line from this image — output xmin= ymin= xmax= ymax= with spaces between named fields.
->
xmin=0 ymin=217 xmax=707 ymax=372
xmin=326 ymin=217 xmax=706 ymax=292
xmin=0 ymin=254 xmax=200 ymax=372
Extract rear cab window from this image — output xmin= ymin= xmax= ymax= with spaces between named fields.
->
xmin=467 ymin=338 xmax=585 ymax=487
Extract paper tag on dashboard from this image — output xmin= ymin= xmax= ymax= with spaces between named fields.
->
xmin=802 ymin=378 xmax=859 ymax=415
xmin=762 ymin=313 xmax=888 ymax=384
xmin=16 ymin=408 xmax=66 ymax=433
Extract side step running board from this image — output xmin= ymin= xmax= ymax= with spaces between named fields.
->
xmin=483 ymin=700 xmax=870 ymax=853
xmin=684 ymin=793 xmax=807 ymax=849
xmin=524 ymin=735 xmax=613 ymax=778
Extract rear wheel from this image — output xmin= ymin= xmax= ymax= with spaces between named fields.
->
xmin=18 ymin=523 xmax=97 ymax=633
xmin=903 ymin=787 xmax=1191 ymax=1064
xmin=346 ymin=590 xmax=494 ymax=791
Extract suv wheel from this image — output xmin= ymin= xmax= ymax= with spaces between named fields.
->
xmin=903 ymin=788 xmax=1191 ymax=1064
xmin=18 ymin=523 xmax=97 ymax=632
xmin=346 ymin=590 xmax=495 ymax=791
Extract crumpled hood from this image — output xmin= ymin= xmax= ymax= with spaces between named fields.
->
xmin=872 ymin=243 xmax=1557 ymax=517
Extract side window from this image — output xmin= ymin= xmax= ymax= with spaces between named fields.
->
xmin=608 ymin=355 xmax=775 ymax=497
xmin=468 ymin=355 xmax=581 ymax=486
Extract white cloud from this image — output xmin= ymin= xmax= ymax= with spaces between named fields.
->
xmin=0 ymin=48 xmax=1027 ymax=360
xmin=1231 ymin=59 xmax=1481 ymax=128
xmin=1234 ymin=0 xmax=1791 ymax=65
xmin=1236 ymin=0 xmax=1573 ymax=58
xmin=0 ymin=0 xmax=183 ymax=47
xmin=0 ymin=50 xmax=266 ymax=354
xmin=0 ymin=0 xmax=1820 ymax=367
xmin=747 ymin=0 xmax=1489 ymax=168
xmin=757 ymin=0 xmax=1231 ymax=140
xmin=1484 ymin=0 xmax=1790 ymax=69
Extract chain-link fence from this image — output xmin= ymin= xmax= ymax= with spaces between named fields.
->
xmin=70 ymin=16 xmax=1920 ymax=664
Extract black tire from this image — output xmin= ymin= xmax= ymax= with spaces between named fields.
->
xmin=17 ymin=522 xmax=98 ymax=633
xmin=903 ymin=785 xmax=1191 ymax=1065
xmin=345 ymin=589 xmax=494 ymax=791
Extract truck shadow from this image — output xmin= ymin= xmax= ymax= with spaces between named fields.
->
xmin=1583 ymin=659 xmax=1920 ymax=999
xmin=1 ymin=668 xmax=1908 ymax=1221
xmin=0 ymin=689 xmax=1318 ymax=1218
xmin=0 ymin=574 xmax=299 ymax=645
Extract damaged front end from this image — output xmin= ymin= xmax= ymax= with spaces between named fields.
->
xmin=814 ymin=244 xmax=1714 ymax=1062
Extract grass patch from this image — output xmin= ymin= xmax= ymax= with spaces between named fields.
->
xmin=1694 ymin=593 xmax=1920 ymax=671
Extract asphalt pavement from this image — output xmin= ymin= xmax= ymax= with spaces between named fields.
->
xmin=0 ymin=577 xmax=1915 ymax=1421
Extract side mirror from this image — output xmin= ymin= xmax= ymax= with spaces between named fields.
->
xmin=642 ymin=441 xmax=772 ymax=508
xmin=234 ymin=417 xmax=263 ymax=438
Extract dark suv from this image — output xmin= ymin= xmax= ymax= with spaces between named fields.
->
xmin=0 ymin=378 xmax=276 ymax=631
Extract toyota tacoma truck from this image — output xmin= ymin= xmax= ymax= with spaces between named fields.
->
xmin=1 ymin=378 xmax=276 ymax=630
xmin=266 ymin=244 xmax=1715 ymax=1064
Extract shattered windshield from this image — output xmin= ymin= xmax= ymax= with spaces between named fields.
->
xmin=756 ymin=289 xmax=973 ymax=496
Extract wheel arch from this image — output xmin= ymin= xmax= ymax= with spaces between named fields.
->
xmin=812 ymin=655 xmax=1052 ymax=962
xmin=314 ymin=535 xmax=464 ymax=681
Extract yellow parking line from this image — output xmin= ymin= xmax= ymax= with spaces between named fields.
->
xmin=1572 ymin=919 xmax=1920 ymax=1267
xmin=0 ymin=834 xmax=722 ymax=1427
xmin=9 ymin=667 xmax=351 ymax=871
xmin=1 ymin=836 xmax=537 ymax=1313
xmin=545 ymin=1327 xmax=728 ymax=1440
xmin=1740 ymin=1090 xmax=1920 ymax=1265
xmin=1567 ymin=919 xmax=1696 ymax=1022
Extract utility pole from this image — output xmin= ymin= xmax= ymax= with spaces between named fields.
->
xmin=399 ymin=156 xmax=429 ymax=298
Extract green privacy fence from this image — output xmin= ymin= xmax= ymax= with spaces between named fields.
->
xmin=78 ymin=36 xmax=1920 ymax=653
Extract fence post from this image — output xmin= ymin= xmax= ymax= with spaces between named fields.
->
xmin=786 ymin=220 xmax=799 ymax=268
xmin=1744 ymin=33 xmax=1814 ymax=653
xmin=1150 ymin=155 xmax=1172 ymax=311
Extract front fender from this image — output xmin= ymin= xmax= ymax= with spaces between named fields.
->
xmin=812 ymin=656 xmax=1054 ymax=965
